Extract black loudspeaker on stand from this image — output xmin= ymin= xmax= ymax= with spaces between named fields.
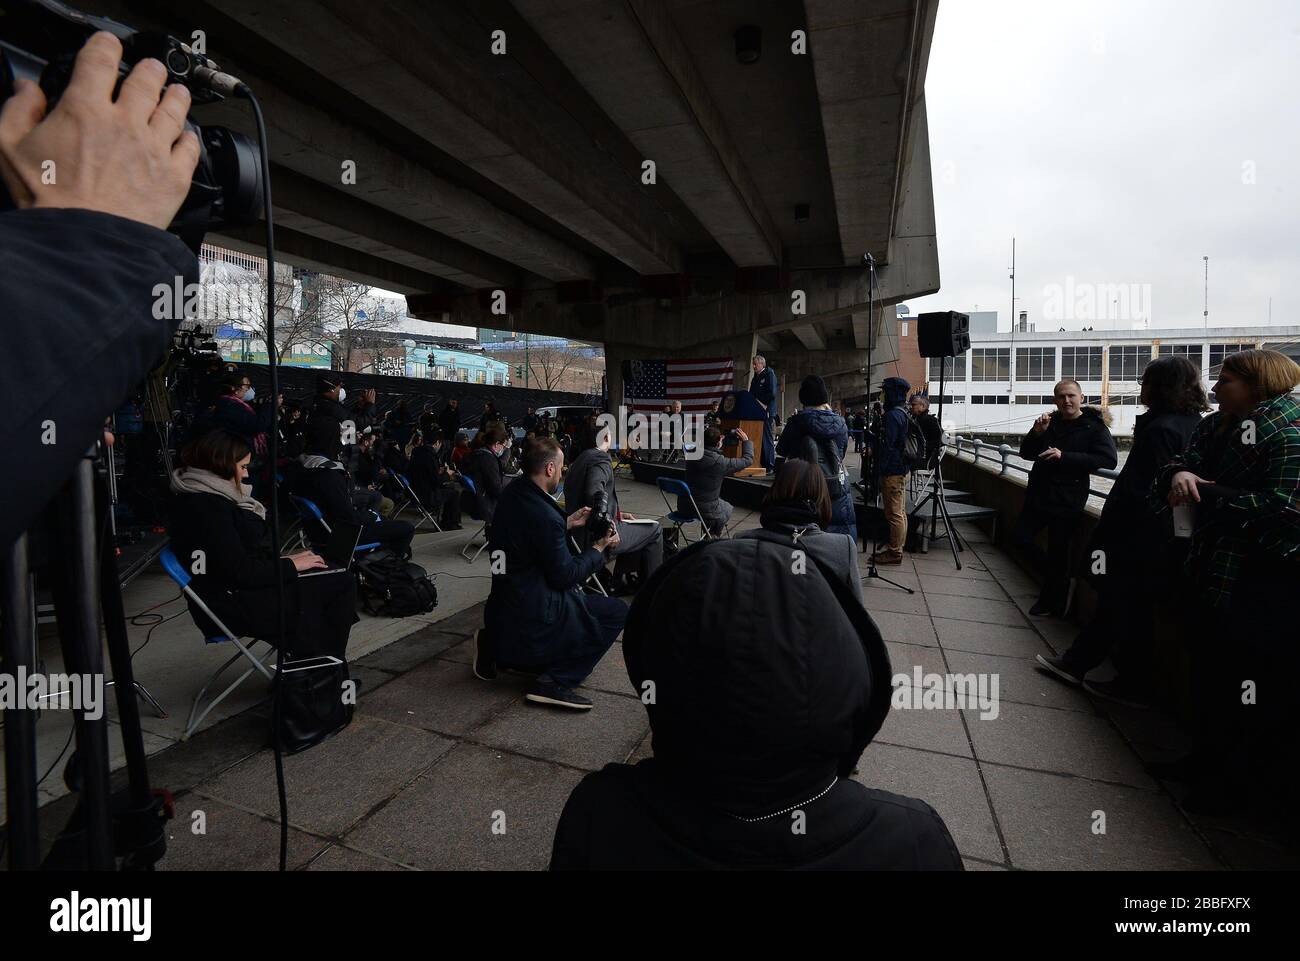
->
xmin=912 ymin=311 xmax=972 ymax=569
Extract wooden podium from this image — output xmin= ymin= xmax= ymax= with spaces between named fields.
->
xmin=717 ymin=389 xmax=768 ymax=477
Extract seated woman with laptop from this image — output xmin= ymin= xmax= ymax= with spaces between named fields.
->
xmin=166 ymin=428 xmax=358 ymax=661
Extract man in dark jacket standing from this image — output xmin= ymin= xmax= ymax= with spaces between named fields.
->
xmin=1015 ymin=379 xmax=1118 ymax=616
xmin=475 ymin=437 xmax=625 ymax=709
xmin=1036 ymin=356 xmax=1206 ymax=701
xmin=438 ymin=398 xmax=462 ymax=446
xmin=549 ymin=535 xmax=961 ymax=869
xmin=779 ymin=375 xmax=857 ymax=541
xmin=749 ymin=355 xmax=778 ymax=470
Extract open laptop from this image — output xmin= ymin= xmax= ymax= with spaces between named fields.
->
xmin=298 ymin=520 xmax=363 ymax=575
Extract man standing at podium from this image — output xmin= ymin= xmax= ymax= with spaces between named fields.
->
xmin=749 ymin=355 xmax=777 ymax=472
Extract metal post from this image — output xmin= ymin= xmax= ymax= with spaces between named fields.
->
xmin=2 ymin=534 xmax=40 ymax=869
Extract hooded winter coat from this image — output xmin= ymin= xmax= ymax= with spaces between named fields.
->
xmin=549 ymin=536 xmax=961 ymax=870
xmin=1018 ymin=407 xmax=1118 ymax=515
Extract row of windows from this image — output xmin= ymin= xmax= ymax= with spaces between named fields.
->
xmin=928 ymin=343 xmax=1254 ymax=383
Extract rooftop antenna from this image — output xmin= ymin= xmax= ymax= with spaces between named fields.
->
xmin=1203 ymin=255 xmax=1209 ymax=330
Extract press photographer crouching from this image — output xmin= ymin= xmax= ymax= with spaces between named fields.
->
xmin=166 ymin=429 xmax=358 ymax=662
xmin=682 ymin=425 xmax=754 ymax=537
xmin=566 ymin=421 xmax=663 ymax=593
xmin=474 ymin=437 xmax=627 ymax=710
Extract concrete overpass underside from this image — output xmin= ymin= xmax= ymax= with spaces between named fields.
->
xmin=88 ymin=0 xmax=942 ymax=415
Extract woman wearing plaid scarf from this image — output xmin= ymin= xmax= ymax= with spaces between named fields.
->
xmin=1151 ymin=349 xmax=1300 ymax=815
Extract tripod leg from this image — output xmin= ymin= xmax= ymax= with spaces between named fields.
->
xmin=98 ymin=476 xmax=155 ymax=814
xmin=48 ymin=455 xmax=114 ymax=869
xmin=1 ymin=534 xmax=41 ymax=870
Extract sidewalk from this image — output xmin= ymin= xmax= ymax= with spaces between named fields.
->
xmin=13 ymin=471 xmax=1296 ymax=870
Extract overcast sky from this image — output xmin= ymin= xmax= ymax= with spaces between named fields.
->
xmin=904 ymin=0 xmax=1299 ymax=333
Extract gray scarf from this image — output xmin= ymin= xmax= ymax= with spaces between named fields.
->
xmin=169 ymin=468 xmax=266 ymax=520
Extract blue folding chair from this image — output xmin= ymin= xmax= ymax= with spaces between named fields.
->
xmin=656 ymin=476 xmax=712 ymax=543
xmin=158 ymin=547 xmax=338 ymax=739
xmin=289 ymin=495 xmax=382 ymax=555
xmin=458 ymin=474 xmax=490 ymax=562
xmin=391 ymin=471 xmax=442 ymax=533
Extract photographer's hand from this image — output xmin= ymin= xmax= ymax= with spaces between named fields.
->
xmin=594 ymin=526 xmax=621 ymax=552
xmin=567 ymin=506 xmax=592 ymax=531
xmin=0 ymin=32 xmax=200 ymax=228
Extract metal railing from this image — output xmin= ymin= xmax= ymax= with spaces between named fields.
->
xmin=948 ymin=434 xmax=1120 ymax=501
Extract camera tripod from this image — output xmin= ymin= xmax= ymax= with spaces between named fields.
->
xmin=2 ymin=442 xmax=169 ymax=870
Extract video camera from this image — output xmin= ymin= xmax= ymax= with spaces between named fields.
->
xmin=0 ymin=0 xmax=264 ymax=251
xmin=588 ymin=489 xmax=614 ymax=542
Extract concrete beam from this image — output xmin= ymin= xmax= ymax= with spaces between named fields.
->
xmin=269 ymin=167 xmax=523 ymax=289
xmin=515 ymin=0 xmax=782 ymax=267
xmin=202 ymin=0 xmax=683 ymax=275
xmin=791 ymin=325 xmax=828 ymax=351
xmin=214 ymin=225 xmax=454 ymax=295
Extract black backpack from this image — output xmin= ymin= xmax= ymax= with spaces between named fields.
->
xmin=354 ymin=549 xmax=438 ymax=617
xmin=801 ymin=434 xmax=847 ymax=498
xmin=901 ymin=411 xmax=928 ymax=470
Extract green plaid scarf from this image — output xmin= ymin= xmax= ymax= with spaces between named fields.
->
xmin=1152 ymin=392 xmax=1300 ymax=609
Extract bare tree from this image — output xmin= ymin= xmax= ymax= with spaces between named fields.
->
xmin=315 ymin=275 xmax=387 ymax=370
xmin=250 ymin=266 xmax=321 ymax=363
xmin=525 ymin=345 xmax=582 ymax=391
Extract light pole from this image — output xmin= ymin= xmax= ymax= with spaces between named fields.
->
xmin=1203 ymin=256 xmax=1209 ymax=330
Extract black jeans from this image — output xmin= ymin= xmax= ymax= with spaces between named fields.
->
xmin=207 ymin=569 xmax=358 ymax=659
xmin=1063 ymin=579 xmax=1154 ymax=679
xmin=1012 ymin=503 xmax=1080 ymax=602
xmin=362 ymin=518 xmax=415 ymax=558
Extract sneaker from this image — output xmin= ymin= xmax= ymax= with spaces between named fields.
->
xmin=1034 ymin=654 xmax=1084 ymax=686
xmin=871 ymin=552 xmax=904 ymax=565
xmin=1083 ymin=677 xmax=1150 ymax=710
xmin=525 ymin=681 xmax=593 ymax=710
xmin=1028 ymin=597 xmax=1063 ymax=617
xmin=472 ymin=628 xmax=497 ymax=681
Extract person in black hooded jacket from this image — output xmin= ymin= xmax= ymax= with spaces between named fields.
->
xmin=549 ymin=532 xmax=961 ymax=870
xmin=1014 ymin=378 xmax=1117 ymax=616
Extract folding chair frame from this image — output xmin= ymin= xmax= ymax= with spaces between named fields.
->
xmin=391 ymin=472 xmax=443 ymax=533
xmin=655 ymin=477 xmax=713 ymax=544
xmin=158 ymin=549 xmax=341 ymax=740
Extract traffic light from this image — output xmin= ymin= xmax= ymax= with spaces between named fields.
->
xmin=515 ymin=365 xmax=523 ymax=380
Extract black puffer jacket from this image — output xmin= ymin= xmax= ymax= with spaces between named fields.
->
xmin=1019 ymin=407 xmax=1118 ymax=515
xmin=550 ymin=536 xmax=961 ymax=870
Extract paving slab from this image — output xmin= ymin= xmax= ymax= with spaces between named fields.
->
xmin=963 ymin=704 xmax=1156 ymax=788
xmin=856 ymin=741 xmax=1003 ymax=862
xmin=159 ymin=794 xmax=328 ymax=871
xmin=920 ymin=573 xmax=1011 ymax=600
xmin=194 ymin=715 xmax=454 ymax=837
xmin=354 ymin=625 xmax=465 ymax=674
xmin=925 ymin=594 xmax=1029 ymax=628
xmin=859 ymin=582 xmax=931 ymax=616
xmin=358 ymin=657 xmax=527 ymax=736
xmin=870 ymin=610 xmax=940 ymax=647
xmin=305 ymin=843 xmax=412 ymax=871
xmin=343 ymin=743 xmax=585 ymax=870
xmin=944 ymin=649 xmax=1094 ymax=713
xmin=982 ymin=764 xmax=1220 ymax=871
xmin=472 ymin=689 xmax=650 ymax=771
xmin=874 ymin=699 xmax=973 ymax=759
xmin=932 ymin=617 xmax=1046 ymax=658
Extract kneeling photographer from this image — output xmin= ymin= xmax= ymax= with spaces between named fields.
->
xmin=475 ymin=437 xmax=626 ymax=711
xmin=566 ymin=421 xmax=663 ymax=593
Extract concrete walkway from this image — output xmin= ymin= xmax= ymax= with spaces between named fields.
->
xmin=13 ymin=469 xmax=1297 ymax=870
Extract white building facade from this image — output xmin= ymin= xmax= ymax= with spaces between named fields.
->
xmin=925 ymin=325 xmax=1300 ymax=437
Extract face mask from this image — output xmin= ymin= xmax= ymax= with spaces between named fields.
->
xmin=337 ymin=387 xmax=347 ymax=403
xmin=242 ymin=387 xmax=255 ymax=402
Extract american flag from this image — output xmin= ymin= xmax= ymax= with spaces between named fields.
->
xmin=623 ymin=358 xmax=736 ymax=413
